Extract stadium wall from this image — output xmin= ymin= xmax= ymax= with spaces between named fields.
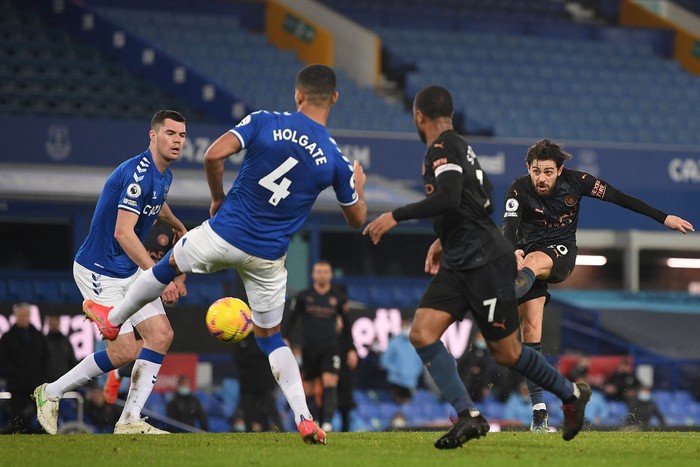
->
xmin=2 ymin=114 xmax=700 ymax=230
xmin=621 ymin=0 xmax=700 ymax=74
xmin=271 ymin=0 xmax=381 ymax=88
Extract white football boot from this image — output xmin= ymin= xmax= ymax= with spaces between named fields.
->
xmin=32 ymin=383 xmax=60 ymax=435
xmin=114 ymin=417 xmax=169 ymax=434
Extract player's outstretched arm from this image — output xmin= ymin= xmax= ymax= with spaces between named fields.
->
xmin=204 ymin=132 xmax=241 ymax=217
xmin=341 ymin=160 xmax=367 ymax=229
xmin=363 ymin=212 xmax=397 ymax=245
xmin=664 ymin=215 xmax=694 ymax=234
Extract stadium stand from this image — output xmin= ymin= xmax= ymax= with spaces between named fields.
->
xmin=0 ymin=0 xmax=212 ymax=121
xmin=92 ymin=6 xmax=414 ymax=132
xmin=320 ymin=0 xmax=700 ymax=145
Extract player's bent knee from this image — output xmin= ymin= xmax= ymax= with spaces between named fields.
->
xmin=409 ymin=327 xmax=432 ymax=349
xmin=140 ymin=326 xmax=174 ymax=353
xmin=492 ymin=352 xmax=518 ymax=367
xmin=106 ymin=342 xmax=138 ymax=366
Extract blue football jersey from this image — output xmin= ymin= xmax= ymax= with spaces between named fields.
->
xmin=75 ymin=149 xmax=173 ymax=278
xmin=208 ymin=111 xmax=358 ymax=260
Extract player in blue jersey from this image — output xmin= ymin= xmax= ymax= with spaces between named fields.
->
xmin=84 ymin=64 xmax=367 ymax=444
xmin=33 ymin=110 xmax=188 ymax=435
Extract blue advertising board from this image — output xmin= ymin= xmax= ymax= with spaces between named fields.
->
xmin=2 ymin=114 xmax=698 ymax=229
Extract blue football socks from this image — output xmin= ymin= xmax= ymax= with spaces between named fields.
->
xmin=416 ymin=340 xmax=476 ymax=415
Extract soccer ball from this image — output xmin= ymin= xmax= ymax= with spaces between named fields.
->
xmin=205 ymin=297 xmax=253 ymax=343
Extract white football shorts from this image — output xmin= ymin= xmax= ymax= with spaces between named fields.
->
xmin=73 ymin=261 xmax=166 ymax=335
xmin=172 ymin=220 xmax=287 ymax=328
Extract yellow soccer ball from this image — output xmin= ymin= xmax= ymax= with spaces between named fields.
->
xmin=205 ymin=297 xmax=253 ymax=343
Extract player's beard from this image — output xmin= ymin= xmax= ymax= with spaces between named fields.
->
xmin=417 ymin=128 xmax=427 ymax=144
xmin=533 ymin=180 xmax=554 ymax=197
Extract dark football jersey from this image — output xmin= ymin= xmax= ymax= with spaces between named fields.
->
xmin=283 ymin=286 xmax=348 ymax=347
xmin=143 ymin=221 xmax=175 ymax=262
xmin=502 ymin=168 xmax=603 ymax=249
xmin=423 ymin=130 xmax=513 ymax=270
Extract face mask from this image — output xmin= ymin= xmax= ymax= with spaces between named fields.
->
xmin=177 ymin=387 xmax=191 ymax=396
xmin=232 ymin=420 xmax=246 ymax=432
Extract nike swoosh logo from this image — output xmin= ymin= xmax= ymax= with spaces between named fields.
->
xmin=36 ymin=386 xmax=47 ymax=407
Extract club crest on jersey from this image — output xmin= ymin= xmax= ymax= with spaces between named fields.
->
xmin=329 ymin=297 xmax=338 ymax=306
xmin=565 ymin=195 xmax=579 ymax=207
xmin=127 ymin=183 xmax=142 ymax=198
xmin=505 ymin=198 xmax=519 ymax=212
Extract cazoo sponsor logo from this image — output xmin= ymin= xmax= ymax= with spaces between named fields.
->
xmin=669 ymin=158 xmax=700 ymax=182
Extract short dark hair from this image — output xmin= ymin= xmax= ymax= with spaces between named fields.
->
xmin=526 ymin=139 xmax=572 ymax=167
xmin=151 ymin=110 xmax=185 ymax=131
xmin=314 ymin=259 xmax=332 ymax=268
xmin=295 ymin=64 xmax=336 ymax=104
xmin=414 ymin=85 xmax=453 ymax=119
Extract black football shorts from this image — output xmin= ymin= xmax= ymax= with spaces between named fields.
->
xmin=418 ymin=253 xmax=519 ymax=341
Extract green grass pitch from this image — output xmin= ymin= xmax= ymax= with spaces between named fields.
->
xmin=0 ymin=431 xmax=698 ymax=467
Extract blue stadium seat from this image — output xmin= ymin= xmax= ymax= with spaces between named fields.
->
xmin=208 ymin=416 xmax=230 ymax=433
xmin=144 ymin=391 xmax=166 ymax=416
xmin=6 ymin=278 xmax=34 ymax=302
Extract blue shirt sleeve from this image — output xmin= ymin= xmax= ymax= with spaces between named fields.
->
xmin=331 ymin=148 xmax=358 ymax=206
xmin=229 ymin=111 xmax=264 ymax=149
xmin=117 ymin=164 xmax=149 ymax=216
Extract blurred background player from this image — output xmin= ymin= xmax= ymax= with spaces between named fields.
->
xmin=44 ymin=314 xmax=77 ymax=384
xmin=0 ymin=303 xmax=48 ymax=434
xmin=364 ymin=85 xmax=590 ymax=449
xmin=603 ymin=359 xmax=641 ymax=402
xmin=625 ymin=385 xmax=666 ymax=430
xmin=166 ymin=375 xmax=209 ymax=431
xmin=283 ymin=259 xmax=351 ymax=432
xmin=83 ymin=64 xmax=367 ymax=445
xmin=231 ymin=332 xmax=282 ymax=432
xmin=502 ymin=138 xmax=693 ymax=433
xmin=336 ymin=313 xmax=359 ymax=432
xmin=103 ymin=221 xmax=187 ymax=405
xmin=33 ymin=110 xmax=188 ymax=435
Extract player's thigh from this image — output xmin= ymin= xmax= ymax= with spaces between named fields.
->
xmin=134 ymin=313 xmax=173 ymax=350
xmin=413 ymin=268 xmax=469 ymax=324
xmin=302 ymin=348 xmax=323 ymax=382
xmin=465 ymin=253 xmax=520 ymax=342
xmin=239 ymin=256 xmax=287 ymax=328
xmin=73 ymin=262 xmax=136 ymax=335
xmin=319 ymin=349 xmax=342 ymax=382
xmin=172 ymin=221 xmax=248 ymax=275
xmin=532 ymin=243 xmax=577 ymax=283
xmin=523 ymin=250 xmax=555 ymax=278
